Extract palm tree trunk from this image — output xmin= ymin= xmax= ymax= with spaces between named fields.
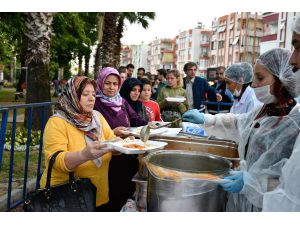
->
xmin=99 ymin=12 xmax=118 ymax=68
xmin=94 ymin=13 xmax=105 ymax=79
xmin=113 ymin=16 xmax=124 ymax=68
xmin=24 ymin=12 xmax=53 ymax=130
xmin=78 ymin=54 xmax=83 ymax=75
xmin=84 ymin=52 xmax=90 ymax=77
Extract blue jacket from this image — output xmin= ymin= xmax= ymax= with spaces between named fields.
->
xmin=183 ymin=76 xmax=217 ymax=109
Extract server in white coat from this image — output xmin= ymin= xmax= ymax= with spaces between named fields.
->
xmin=183 ymin=48 xmax=300 ymax=212
xmin=263 ymin=14 xmax=300 ymax=212
xmin=225 ymin=62 xmax=262 ymax=114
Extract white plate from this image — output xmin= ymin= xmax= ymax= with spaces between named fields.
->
xmin=128 ymin=126 xmax=168 ymax=137
xmin=107 ymin=140 xmax=168 ymax=154
xmin=166 ymin=97 xmax=186 ymax=103
xmin=161 ymin=128 xmax=182 ymax=137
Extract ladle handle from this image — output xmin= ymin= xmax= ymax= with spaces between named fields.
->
xmin=153 ymin=118 xmax=182 ymax=129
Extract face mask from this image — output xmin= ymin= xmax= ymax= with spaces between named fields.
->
xmin=233 ymin=88 xmax=241 ymax=97
xmin=253 ymin=84 xmax=276 ymax=104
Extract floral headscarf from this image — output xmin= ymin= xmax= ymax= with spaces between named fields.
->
xmin=96 ymin=67 xmax=123 ymax=113
xmin=54 ymin=75 xmax=103 ymax=167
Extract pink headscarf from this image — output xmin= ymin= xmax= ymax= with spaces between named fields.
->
xmin=96 ymin=67 xmax=123 ymax=113
xmin=96 ymin=67 xmax=121 ymax=93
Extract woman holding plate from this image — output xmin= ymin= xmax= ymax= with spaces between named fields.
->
xmin=157 ymin=69 xmax=188 ymax=127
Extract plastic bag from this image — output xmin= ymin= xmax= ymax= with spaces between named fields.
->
xmin=181 ymin=122 xmax=207 ymax=136
xmin=120 ymin=199 xmax=139 ymax=212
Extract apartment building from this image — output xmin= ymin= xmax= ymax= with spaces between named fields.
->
xmin=120 ymin=43 xmax=149 ymax=75
xmin=147 ymin=38 xmax=175 ymax=74
xmin=120 ymin=45 xmax=132 ymax=66
xmin=175 ymin=25 xmax=211 ymax=77
xmin=260 ymin=12 xmax=299 ymax=54
xmin=210 ymin=12 xmax=263 ymax=68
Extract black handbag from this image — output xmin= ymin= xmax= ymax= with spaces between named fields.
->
xmin=23 ymin=151 xmax=97 ymax=212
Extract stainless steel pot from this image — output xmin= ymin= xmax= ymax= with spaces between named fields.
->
xmin=144 ymin=150 xmax=231 ymax=212
xmin=132 ymin=174 xmax=147 ymax=211
xmin=138 ymin=138 xmax=239 ymax=178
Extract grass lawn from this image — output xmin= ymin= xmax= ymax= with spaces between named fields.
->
xmin=0 ymin=150 xmax=45 ymax=196
xmin=0 ymin=88 xmax=25 ymax=103
xmin=0 ymin=87 xmax=58 ymax=103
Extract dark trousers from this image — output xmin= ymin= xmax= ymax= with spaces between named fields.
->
xmin=104 ymin=154 xmax=139 ymax=212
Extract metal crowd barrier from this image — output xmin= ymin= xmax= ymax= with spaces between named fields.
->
xmin=0 ymin=102 xmax=56 ymax=211
xmin=202 ymin=101 xmax=234 ymax=114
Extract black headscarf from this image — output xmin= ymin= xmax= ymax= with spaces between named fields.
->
xmin=120 ymin=78 xmax=144 ymax=114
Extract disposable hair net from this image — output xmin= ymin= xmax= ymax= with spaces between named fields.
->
xmin=292 ymin=13 xmax=300 ymax=34
xmin=255 ymin=48 xmax=298 ymax=97
xmin=225 ymin=62 xmax=253 ymax=84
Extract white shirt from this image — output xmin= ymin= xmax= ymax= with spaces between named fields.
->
xmin=230 ymin=86 xmax=262 ymax=114
xmin=186 ymin=77 xmax=195 ymax=110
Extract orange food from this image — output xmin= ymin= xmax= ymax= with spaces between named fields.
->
xmin=146 ymin=162 xmax=219 ymax=182
xmin=123 ymin=143 xmax=145 ymax=150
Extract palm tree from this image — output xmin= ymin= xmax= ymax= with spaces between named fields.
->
xmin=113 ymin=12 xmax=155 ymax=67
xmin=99 ymin=12 xmax=118 ymax=68
xmin=94 ymin=13 xmax=105 ymax=79
xmin=24 ymin=12 xmax=54 ymax=129
xmin=94 ymin=12 xmax=155 ymax=78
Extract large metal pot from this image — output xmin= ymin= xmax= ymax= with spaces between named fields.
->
xmin=132 ymin=174 xmax=147 ymax=211
xmin=144 ymin=150 xmax=231 ymax=212
xmin=138 ymin=138 xmax=239 ymax=178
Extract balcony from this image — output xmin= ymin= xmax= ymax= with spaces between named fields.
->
xmin=235 ymin=45 xmax=260 ymax=53
xmin=261 ymin=34 xmax=277 ymax=42
xmin=160 ymin=48 xmax=174 ymax=53
xmin=199 ymin=53 xmax=209 ymax=59
xmin=200 ymin=42 xmax=210 ymax=47
xmin=236 ymin=30 xmax=263 ymax=37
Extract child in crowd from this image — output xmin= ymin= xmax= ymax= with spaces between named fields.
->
xmin=140 ymin=78 xmax=162 ymax=122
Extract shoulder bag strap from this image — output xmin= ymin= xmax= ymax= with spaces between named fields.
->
xmin=45 ymin=150 xmax=75 ymax=188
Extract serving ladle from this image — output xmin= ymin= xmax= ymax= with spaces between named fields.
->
xmin=140 ymin=118 xmax=182 ymax=143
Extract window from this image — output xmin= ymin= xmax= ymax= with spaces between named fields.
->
xmin=218 ymin=40 xmax=225 ymax=49
xmin=211 ymin=41 xmax=216 ymax=50
xmin=264 ymin=21 xmax=278 ymax=35
xmin=211 ymin=55 xmax=216 ymax=65
xmin=218 ymin=26 xmax=226 ymax=33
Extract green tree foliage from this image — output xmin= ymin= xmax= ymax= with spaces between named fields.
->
xmin=0 ymin=13 xmax=27 ymax=81
xmin=51 ymin=13 xmax=98 ymax=79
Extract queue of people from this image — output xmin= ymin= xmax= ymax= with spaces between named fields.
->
xmin=39 ymin=14 xmax=300 ymax=212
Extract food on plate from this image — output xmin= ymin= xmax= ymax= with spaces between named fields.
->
xmin=122 ymin=143 xmax=145 ymax=150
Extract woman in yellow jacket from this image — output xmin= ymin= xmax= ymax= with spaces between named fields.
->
xmin=40 ymin=75 xmax=115 ymax=211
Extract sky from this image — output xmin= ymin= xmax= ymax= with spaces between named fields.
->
xmin=121 ymin=11 xmax=226 ymax=45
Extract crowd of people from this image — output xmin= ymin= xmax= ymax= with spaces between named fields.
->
xmin=39 ymin=14 xmax=300 ymax=212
